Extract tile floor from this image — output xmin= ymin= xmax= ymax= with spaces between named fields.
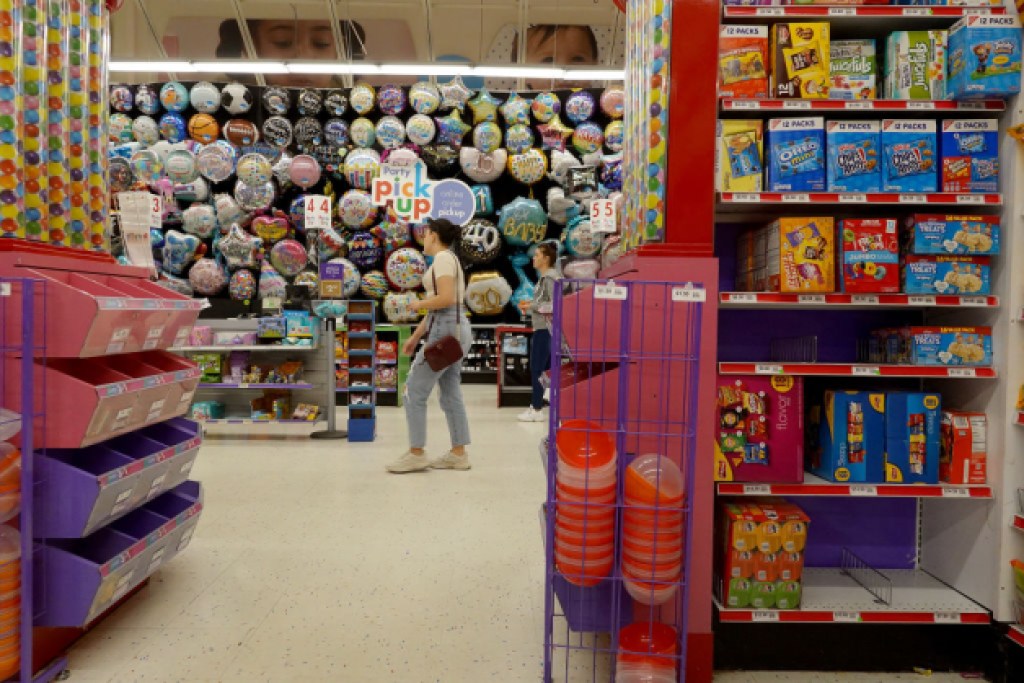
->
xmin=64 ymin=386 xmax=981 ymax=683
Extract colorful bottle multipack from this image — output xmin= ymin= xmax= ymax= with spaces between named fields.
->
xmin=809 ymin=390 xmax=886 ymax=483
xmin=829 ymin=39 xmax=877 ymax=100
xmin=767 ymin=117 xmax=826 ymax=191
xmin=947 ymin=15 xmax=1022 ymax=100
xmin=765 ymin=217 xmax=836 ymax=293
xmin=902 ymin=254 xmax=991 ymax=294
xmin=881 ymin=119 xmax=938 ymax=192
xmin=771 ymin=22 xmax=831 ymax=98
xmin=716 ymin=119 xmax=764 ymax=192
xmin=827 ymin=120 xmax=882 ymax=192
xmin=884 ymin=30 xmax=948 ymax=100
xmin=904 ymin=214 xmax=1000 ymax=256
xmin=940 ymin=119 xmax=1000 ymax=193
xmin=884 ymin=392 xmax=941 ymax=484
xmin=940 ymin=411 xmax=987 ymax=485
xmin=720 ymin=25 xmax=770 ymax=98
xmin=839 ymin=218 xmax=900 ymax=293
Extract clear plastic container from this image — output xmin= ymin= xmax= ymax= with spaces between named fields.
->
xmin=622 ymin=558 xmax=682 ymax=582
xmin=557 ymin=455 xmax=617 ymax=482
xmin=617 ymin=621 xmax=678 ymax=665
xmin=0 ymin=411 xmax=20 ymax=442
xmin=623 ymin=574 xmax=678 ymax=606
xmin=625 ymin=454 xmax=684 ymax=505
xmin=615 ymin=663 xmax=677 ymax=683
xmin=556 ymin=474 xmax=616 ymax=498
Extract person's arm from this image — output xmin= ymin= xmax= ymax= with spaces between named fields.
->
xmin=531 ymin=274 xmax=555 ymax=313
xmin=403 ymin=316 xmax=430 ymax=356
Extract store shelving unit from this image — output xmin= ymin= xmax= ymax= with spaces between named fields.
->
xmin=722 ymin=98 xmax=1006 ymax=112
xmin=718 ymin=192 xmax=1002 ymax=207
xmin=374 ymin=324 xmax=408 ymax=407
xmin=720 ymin=292 xmax=998 ymax=309
xmin=346 ymin=301 xmax=377 ymax=442
xmin=464 ymin=325 xmax=500 ymax=384
xmin=718 ymin=475 xmax=992 ymax=499
xmin=722 ymin=4 xmax=1006 ymax=22
xmin=718 ymin=363 xmax=996 ymax=378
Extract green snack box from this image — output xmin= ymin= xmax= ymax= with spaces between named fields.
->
xmin=830 ymin=39 xmax=877 ymax=100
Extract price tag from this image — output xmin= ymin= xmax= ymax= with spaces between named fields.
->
xmin=145 ymin=399 xmax=166 ymax=423
xmin=756 ymin=7 xmax=785 ymax=16
xmin=148 ymin=547 xmax=166 ymax=575
xmin=594 ymin=284 xmax=628 ymax=301
xmin=0 ymin=283 xmax=9 ymax=297
xmin=844 ymin=102 xmax=872 ymax=111
xmin=942 ymin=487 xmax=970 ymax=498
xmin=111 ymin=407 xmax=134 ymax=431
xmin=752 ymin=610 xmax=780 ymax=622
xmin=783 ymin=101 xmax=812 ymax=110
xmin=798 ymin=294 xmax=826 ymax=304
xmin=730 ymin=100 xmax=759 ymax=110
xmin=727 ymin=293 xmax=758 ymax=304
xmin=731 ymin=193 xmax=761 ymax=203
xmin=829 ymin=7 xmax=855 ymax=16
xmin=113 ymin=572 xmax=135 ymax=602
xmin=934 ymin=612 xmax=961 ymax=624
xmin=238 ymin=383 xmax=250 ymax=389
xmin=672 ymin=285 xmax=707 ymax=303
xmin=782 ymin=193 xmax=810 ymax=203
xmin=852 ymin=295 xmax=879 ymax=305
xmin=957 ymin=101 xmax=986 ymax=111
xmin=838 ymin=193 xmax=866 ymax=203
xmin=960 ymin=296 xmax=987 ymax=307
xmin=754 ymin=364 xmax=784 ymax=375
xmin=852 ymin=366 xmax=881 ymax=376
xmin=590 ymin=198 xmax=617 ymax=234
xmin=303 ymin=195 xmax=332 ymax=233
xmin=850 ymin=485 xmax=878 ymax=496
xmin=743 ymin=484 xmax=772 ymax=495
xmin=899 ymin=194 xmax=928 ymax=203
xmin=956 ymin=194 xmax=985 ymax=205
xmin=948 ymin=368 xmax=977 ymax=378
xmin=833 ymin=611 xmax=861 ymax=623
xmin=909 ymin=295 xmax=936 ymax=306
xmin=964 ymin=7 xmax=987 ymax=15
xmin=906 ymin=100 xmax=935 ymax=109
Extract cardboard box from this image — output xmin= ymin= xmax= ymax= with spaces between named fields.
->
xmin=717 ymin=119 xmax=764 ymax=192
xmin=940 ymin=411 xmax=987 ymax=485
xmin=906 ymin=326 xmax=992 ymax=366
xmin=904 ymin=214 xmax=1000 ymax=256
xmin=714 ymin=374 xmax=805 ymax=482
xmin=885 ymin=392 xmax=941 ymax=484
xmin=720 ymin=25 xmax=770 ymax=98
xmin=830 ymin=39 xmax=877 ymax=100
xmin=948 ymin=15 xmax=1022 ymax=100
xmin=771 ymin=22 xmax=831 ymax=98
xmin=940 ymin=119 xmax=1000 ymax=193
xmin=839 ymin=218 xmax=900 ymax=293
xmin=881 ymin=119 xmax=938 ymax=192
xmin=902 ymin=254 xmax=991 ymax=294
xmin=827 ymin=120 xmax=882 ymax=192
xmin=884 ymin=30 xmax=948 ymax=100
xmin=809 ymin=391 xmax=886 ymax=483
xmin=764 ymin=217 xmax=836 ymax=293
xmin=767 ymin=117 xmax=826 ymax=191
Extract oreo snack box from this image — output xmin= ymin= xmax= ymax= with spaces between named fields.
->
xmin=767 ymin=117 xmax=826 ymax=191
xmin=881 ymin=119 xmax=938 ymax=192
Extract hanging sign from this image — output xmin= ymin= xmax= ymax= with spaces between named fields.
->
xmin=371 ymin=160 xmax=475 ymax=225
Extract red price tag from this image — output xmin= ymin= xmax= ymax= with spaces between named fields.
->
xmin=304 ymin=195 xmax=332 ymax=232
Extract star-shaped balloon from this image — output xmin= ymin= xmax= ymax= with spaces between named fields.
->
xmin=500 ymin=92 xmax=531 ymax=126
xmin=439 ymin=76 xmax=472 ymax=112
xmin=435 ymin=110 xmax=472 ymax=147
xmin=538 ymin=114 xmax=574 ymax=152
xmin=216 ymin=223 xmax=263 ymax=270
xmin=468 ymin=88 xmax=502 ymax=124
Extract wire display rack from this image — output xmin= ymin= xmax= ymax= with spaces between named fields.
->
xmin=543 ymin=279 xmax=705 ymax=683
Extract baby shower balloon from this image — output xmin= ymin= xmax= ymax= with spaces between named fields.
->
xmin=498 ymin=197 xmax=547 ymax=247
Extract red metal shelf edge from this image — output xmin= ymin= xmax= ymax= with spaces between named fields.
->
xmin=1009 ymin=625 xmax=1024 ymax=647
xmin=719 ymin=293 xmax=998 ymax=307
xmin=717 ymin=482 xmax=992 ymax=498
xmin=717 ymin=609 xmax=991 ymax=625
xmin=718 ymin=363 xmax=996 ymax=378
xmin=719 ymin=192 xmax=1002 ymax=205
xmin=721 ymin=98 xmax=1006 ymax=112
xmin=723 ymin=6 xmax=1006 ymax=17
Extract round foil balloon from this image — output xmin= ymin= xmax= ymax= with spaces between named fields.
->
xmin=324 ymin=90 xmax=347 ymax=116
xmin=262 ymin=87 xmax=291 ymax=115
xmin=339 ymin=190 xmax=378 ymax=229
xmin=373 ymin=209 xmax=411 ymax=254
xmin=377 ymin=84 xmax=407 ymax=116
xmin=263 ymin=116 xmax=293 ymax=149
xmin=421 ymin=144 xmax=459 ymax=177
xmin=348 ymin=230 xmax=383 ymax=269
xmin=531 ymin=92 xmax=561 ymax=123
xmin=294 ymin=117 xmax=324 ymax=149
xmin=259 ymin=260 xmax=288 ymax=300
xmin=214 ymin=194 xmax=247 ymax=229
xmin=600 ymin=86 xmax=625 ymax=119
xmin=188 ymin=114 xmax=219 ymax=144
xmin=197 ymin=144 xmax=234 ymax=183
xmin=350 ymin=118 xmax=376 ymax=149
xmin=111 ymin=85 xmax=133 ymax=112
xmin=234 ymin=181 xmax=275 ymax=212
xmin=270 ymin=239 xmax=308 ymax=277
xmin=188 ymin=258 xmax=227 ymax=295
xmin=289 ymin=154 xmax=321 ymax=190
xmin=329 ymin=257 xmax=362 ymax=298
xmin=222 ymin=82 xmax=253 ymax=115
xmin=360 ymin=270 xmax=389 ymax=299
xmin=236 ymin=153 xmax=272 ymax=186
xmin=343 ymin=149 xmax=380 ymax=190
xmin=564 ymin=216 xmax=603 ymax=258
xmin=135 ymin=84 xmax=160 ymax=115
xmin=216 ymin=223 xmax=262 ymax=269
xmin=297 ymin=88 xmax=323 ymax=117
xmin=129 ymin=149 xmax=163 ymax=184
xmin=384 ymin=291 xmax=423 ymax=323
xmin=472 ymin=122 xmax=502 ymax=155
xmin=507 ymin=149 xmax=548 ymax=185
xmin=385 ymin=247 xmax=427 ymax=290
xmin=411 ymin=222 xmax=428 ymax=246
xmin=165 ymin=149 xmax=198 ymax=184
xmin=573 ymin=122 xmax=605 ymax=156
xmin=132 ymin=116 xmax=159 ymax=146
xmin=375 ymin=116 xmax=406 ymax=150
xmin=294 ymin=270 xmax=319 ymax=292
xmin=464 ymin=272 xmax=513 ymax=316
xmin=229 ymin=268 xmax=256 ymax=300
xmin=406 ymin=114 xmax=436 ymax=146
xmin=565 ymin=90 xmax=596 ymax=124
xmin=605 ymin=121 xmax=625 ymax=153
xmin=251 ymin=213 xmax=291 ymax=244
xmin=506 ymin=124 xmax=534 ymax=155
xmin=109 ymin=158 xmax=134 ymax=193
xmin=457 ymin=218 xmax=502 ymax=266
xmin=190 ymin=82 xmax=221 ymax=114
xmin=161 ymin=230 xmax=202 ymax=275
xmin=223 ymin=118 xmax=259 ymax=146
xmin=498 ymin=197 xmax=547 ymax=247
xmin=564 ymin=258 xmax=601 ymax=280
xmin=156 ymin=273 xmax=193 ymax=297
xmin=182 ymin=204 xmax=217 ymax=238
xmin=350 ymin=84 xmax=376 ymax=115
xmin=459 ymin=147 xmax=507 ymax=184
xmin=110 ymin=113 xmax=133 ymax=142
xmin=324 ymin=118 xmax=349 ymax=147
xmin=409 ymin=82 xmax=441 ymax=115
xmin=289 ymin=195 xmax=308 ymax=233
xmin=160 ymin=82 xmax=189 ymax=112
xmin=500 ymin=92 xmax=531 ymax=126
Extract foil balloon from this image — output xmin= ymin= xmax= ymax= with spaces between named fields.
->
xmin=130 ymin=149 xmax=163 ymax=184
xmin=372 ymin=209 xmax=411 ymax=254
xmin=531 ymin=92 xmax=561 ymax=123
xmin=350 ymin=118 xmax=376 ymax=149
xmin=182 ymin=204 xmax=218 ymax=239
xmin=132 ymin=116 xmax=160 ymax=146
xmin=377 ymin=84 xmax=407 ymax=116
xmin=435 ymin=110 xmax=471 ymax=147
xmin=317 ymin=226 xmax=346 ymax=257
xmin=508 ymin=252 xmax=536 ymax=316
xmin=339 ymin=190 xmax=378 ymax=228
xmin=135 ymin=84 xmax=160 ymax=115
xmin=384 ymin=291 xmax=423 ymax=323
xmin=539 ymin=114 xmax=573 ymax=152
xmin=110 ymin=113 xmax=133 ymax=142
xmin=329 ymin=257 xmax=362 ymax=298
xmin=216 ymin=223 xmax=262 ymax=270
xmin=498 ymin=197 xmax=548 ymax=247
xmin=382 ymin=148 xmax=419 ymax=166
xmin=406 ymin=115 xmax=436 ymax=146
xmin=294 ymin=117 xmax=324 ymax=149
xmin=546 ymin=187 xmax=579 ymax=226
xmin=439 ymin=76 xmax=472 ymax=111
xmin=324 ymin=90 xmax=348 ymax=117
xmin=360 ymin=270 xmax=390 ymax=300
xmin=347 ymin=230 xmax=384 ymax=269
xmin=188 ymin=258 xmax=227 ymax=295
xmin=158 ymin=113 xmax=186 ymax=143
xmin=271 ymin=152 xmax=293 ymax=187
xmin=605 ymin=121 xmax=624 ymax=153
xmin=411 ymin=222 xmax=428 ymax=246
xmin=500 ymin=92 xmax=531 ymax=126
xmin=573 ymin=122 xmax=605 ymax=156
xmin=375 ymin=116 xmax=407 ymax=150
xmin=223 ymin=118 xmax=259 ymax=146
xmin=350 ymin=84 xmax=376 ymax=115
xmin=507 ymin=149 xmax=548 ymax=186
xmin=188 ymin=114 xmax=220 ymax=145
xmin=270 ymin=239 xmax=308 ymax=277
xmin=468 ymin=88 xmax=501 ymax=124
xmin=409 ymin=82 xmax=441 ymax=115
xmin=176 ymin=177 xmax=210 ymax=203
xmin=229 ymin=268 xmax=257 ymax=300
xmin=472 ymin=122 xmax=502 ymax=155
xmin=196 ymin=144 xmax=234 ymax=182
xmin=294 ymin=270 xmax=319 ymax=292
xmin=214 ymin=194 xmax=247 ymax=228
xmin=459 ymin=147 xmax=507 ymax=184
xmin=156 ymin=272 xmax=193 ymax=297
xmin=109 ymin=158 xmax=134 ymax=193
xmin=160 ymin=82 xmax=189 ymax=112
xmin=236 ymin=153 xmax=272 ymax=186
xmin=262 ymin=87 xmax=291 ymax=115
xmin=422 ymin=144 xmax=459 ymax=177
xmin=601 ymin=235 xmax=624 ymax=271
xmin=344 ymin=148 xmax=381 ymax=190
xmin=564 ymin=258 xmax=601 ymax=280
xmin=471 ymin=185 xmax=493 ymax=216
xmin=190 ymin=82 xmax=222 ymax=114
xmin=234 ymin=181 xmax=275 ymax=212
xmin=457 ymin=218 xmax=502 ymax=265
xmin=222 ymin=82 xmax=254 ymax=116
xmin=384 ymin=247 xmax=427 ymax=290
xmin=259 ymin=260 xmax=288 ymax=300
xmin=563 ymin=216 xmax=603 ymax=258
xmin=324 ymin=118 xmax=349 ymax=147
xmin=289 ymin=154 xmax=322 ymax=190
xmin=262 ymin=116 xmax=293 ymax=148
xmin=565 ymin=90 xmax=596 ymax=124
xmin=506 ymin=124 xmax=535 ymax=155
xmin=110 ymin=85 xmax=133 ymax=112
xmin=251 ymin=213 xmax=291 ymax=244
xmin=161 ymin=230 xmax=202 ymax=275
xmin=567 ymin=166 xmax=599 ymax=200
xmin=601 ymin=153 xmax=624 ymax=192
xmin=289 ymin=195 xmax=308 ymax=234
xmin=549 ymin=149 xmax=581 ymax=187
xmin=600 ymin=86 xmax=625 ymax=119
xmin=297 ymin=89 xmax=323 ymax=117
xmin=464 ymin=271 xmax=513 ymax=316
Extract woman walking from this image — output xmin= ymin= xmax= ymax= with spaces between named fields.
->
xmin=518 ymin=243 xmax=559 ymax=423
xmin=387 ymin=219 xmax=472 ymax=473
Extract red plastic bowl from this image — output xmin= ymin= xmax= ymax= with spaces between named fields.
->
xmin=556 ymin=421 xmax=616 ymax=469
xmin=624 ymin=454 xmax=685 ymax=505
xmin=618 ymin=622 xmax=678 ymax=666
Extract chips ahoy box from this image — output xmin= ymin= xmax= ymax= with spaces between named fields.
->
xmin=904 ymin=214 xmax=1000 ymax=256
xmin=948 ymin=15 xmax=1022 ymax=100
xmin=809 ymin=391 xmax=886 ymax=483
xmin=902 ymin=254 xmax=991 ymax=294
xmin=940 ymin=119 xmax=1000 ymax=193
xmin=885 ymin=392 xmax=941 ymax=485
xmin=840 ymin=218 xmax=900 ymax=293
xmin=767 ymin=117 xmax=826 ymax=191
xmin=881 ymin=119 xmax=938 ymax=192
xmin=906 ymin=326 xmax=993 ymax=367
xmin=827 ymin=120 xmax=882 ymax=192
xmin=720 ymin=25 xmax=770 ymax=98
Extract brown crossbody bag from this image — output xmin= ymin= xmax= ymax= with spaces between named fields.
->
xmin=422 ymin=253 xmax=465 ymax=372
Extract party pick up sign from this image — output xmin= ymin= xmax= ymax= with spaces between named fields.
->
xmin=371 ymin=160 xmax=475 ymax=226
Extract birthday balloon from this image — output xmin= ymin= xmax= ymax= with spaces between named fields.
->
xmin=600 ymin=86 xmax=625 ymax=119
xmin=439 ymin=76 xmax=472 ymax=111
xmin=217 ymin=223 xmax=262 ymax=270
xmin=324 ymin=118 xmax=349 ymax=148
xmin=134 ymin=84 xmax=160 ymax=115
xmin=270 ymin=239 xmax=308 ymax=277
xmin=377 ymin=84 xmax=407 ymax=116
xmin=375 ymin=116 xmax=407 ymax=150
xmin=176 ymin=177 xmax=210 ymax=203
xmin=160 ymin=82 xmax=189 ymax=112
xmin=507 ymin=149 xmax=548 ymax=186
xmin=422 ymin=144 xmax=459 ymax=177
xmin=251 ymin=213 xmax=291 ymax=244
xmin=539 ymin=114 xmax=573 ymax=152
xmin=471 ymin=185 xmax=493 ymax=216
xmin=500 ymin=92 xmax=531 ymax=126
xmin=468 ymin=88 xmax=501 ymax=124
xmin=296 ymin=88 xmax=323 ymax=117
xmin=350 ymin=84 xmax=376 ymax=115
xmin=601 ymin=235 xmax=624 ymax=270
xmin=347 ymin=229 xmax=384 ymax=270
xmin=605 ymin=121 xmax=625 ymax=153
xmin=262 ymin=116 xmax=293 ymax=148
xmin=111 ymin=85 xmax=133 ymax=113
xmin=329 ymin=257 xmax=362 ymax=298
xmin=197 ymin=144 xmax=235 ymax=183
xmin=498 ymin=197 xmax=547 ymax=247
xmin=464 ymin=271 xmax=513 ymax=316
xmin=262 ymin=87 xmax=291 ymax=115
xmin=234 ymin=181 xmax=275 ymax=212
xmin=350 ymin=117 xmax=376 ymax=149
xmin=294 ymin=117 xmax=324 ymax=149
xmin=601 ymin=153 xmax=623 ymax=192
xmin=289 ymin=154 xmax=321 ymax=190
xmin=573 ymin=122 xmax=605 ymax=156
xmin=165 ymin=149 xmax=198 ymax=184
xmin=410 ymin=82 xmax=441 ymax=115
xmin=342 ymin=149 xmax=379 ymax=190
xmin=565 ymin=90 xmax=596 ymax=124
xmin=156 ymin=272 xmax=193 ymax=297
xmin=259 ymin=260 xmax=288 ymax=300
xmin=411 ymin=222 xmax=429 ymax=246
xmin=214 ymin=194 xmax=248 ymax=229
xmin=325 ymin=90 xmax=348 ymax=117
xmin=457 ymin=218 xmax=502 ymax=266
xmin=236 ymin=153 xmax=272 ymax=186
xmin=384 ymin=247 xmax=427 ymax=290
xmin=506 ymin=124 xmax=535 ymax=155
xmin=294 ymin=270 xmax=319 ymax=292
xmin=472 ymin=122 xmax=502 ymax=155
xmin=130 ymin=149 xmax=163 ymax=184
xmin=372 ymin=209 xmax=411 ymax=254
xmin=188 ymin=258 xmax=227 ymax=295
xmin=459 ymin=147 xmax=507 ymax=184
xmin=360 ymin=270 xmax=389 ymax=299
xmin=531 ymin=92 xmax=561 ymax=123
xmin=435 ymin=110 xmax=471 ymax=147
xmin=406 ymin=114 xmax=436 ymax=146
xmin=564 ymin=216 xmax=603 ymax=258
xmin=161 ymin=230 xmax=202 ymax=275
xmin=229 ymin=269 xmax=257 ymax=300
xmin=339 ymin=190 xmax=378 ymax=229
xmin=132 ymin=115 xmax=159 ymax=146
xmin=384 ymin=291 xmax=423 ymax=323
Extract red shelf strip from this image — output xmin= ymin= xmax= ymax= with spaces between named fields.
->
xmin=718 ymin=363 xmax=996 ymax=378
xmin=719 ymin=192 xmax=1002 ymax=206
xmin=717 ymin=481 xmax=992 ymax=499
xmin=719 ymin=292 xmax=998 ymax=308
xmin=722 ymin=98 xmax=1006 ymax=112
xmin=1009 ymin=625 xmax=1024 ymax=648
xmin=724 ymin=6 xmax=1006 ymax=18
xmin=717 ymin=609 xmax=991 ymax=625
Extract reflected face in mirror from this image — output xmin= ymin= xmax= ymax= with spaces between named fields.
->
xmin=252 ymin=20 xmax=337 ymax=87
xmin=524 ymin=25 xmax=598 ymax=90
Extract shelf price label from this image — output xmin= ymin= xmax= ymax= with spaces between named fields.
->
xmin=906 ymin=100 xmax=935 ymax=109
xmin=754 ymin=364 xmax=784 ymax=375
xmin=899 ymin=194 xmax=928 ymax=203
xmin=852 ymin=366 xmax=881 ymax=376
xmin=852 ymin=295 xmax=879 ymax=305
xmin=304 ymin=195 xmax=332 ymax=233
xmin=731 ymin=193 xmax=761 ymax=203
xmin=798 ymin=294 xmax=826 ymax=304
xmin=594 ymin=283 xmax=628 ymax=301
xmin=783 ymin=101 xmax=811 ymax=110
xmin=833 ymin=611 xmax=861 ymax=622
xmin=755 ymin=7 xmax=785 ymax=16
xmin=726 ymin=293 xmax=758 ymax=304
xmin=933 ymin=612 xmax=961 ymax=624
xmin=956 ymin=194 xmax=985 ymax=205
xmin=908 ymin=295 xmax=936 ymax=306
xmin=781 ymin=193 xmax=810 ymax=203
xmin=957 ymin=101 xmax=986 ymax=110
xmin=838 ymin=193 xmax=866 ymax=203
xmin=850 ymin=485 xmax=878 ymax=496
xmin=948 ymin=368 xmax=977 ymax=378
xmin=752 ymin=610 xmax=780 ymax=622
xmin=743 ymin=484 xmax=772 ymax=495
xmin=960 ymin=296 xmax=987 ymax=307
xmin=672 ymin=285 xmax=707 ymax=302
xmin=942 ymin=487 xmax=971 ymax=498
xmin=844 ymin=102 xmax=871 ymax=111
xmin=828 ymin=7 xmax=856 ymax=16
xmin=730 ymin=100 xmax=759 ymax=110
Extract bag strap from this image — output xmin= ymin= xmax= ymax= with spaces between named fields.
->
xmin=426 ymin=250 xmax=463 ymax=336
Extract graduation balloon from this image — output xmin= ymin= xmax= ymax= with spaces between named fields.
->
xmin=507 ymin=149 xmax=548 ymax=185
xmin=498 ymin=197 xmax=547 ymax=247
xmin=459 ymin=147 xmax=507 ymax=184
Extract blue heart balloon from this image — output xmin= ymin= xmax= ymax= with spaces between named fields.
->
xmin=161 ymin=230 xmax=202 ymax=275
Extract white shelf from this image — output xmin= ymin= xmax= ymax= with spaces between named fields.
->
xmin=717 ymin=474 xmax=992 ymax=499
xmin=716 ymin=568 xmax=990 ymax=624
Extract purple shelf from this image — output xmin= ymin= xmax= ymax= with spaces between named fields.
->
xmin=35 ymin=418 xmax=201 ymax=538
xmin=198 ymin=383 xmax=314 ymax=390
xmin=34 ymin=481 xmax=202 ymax=627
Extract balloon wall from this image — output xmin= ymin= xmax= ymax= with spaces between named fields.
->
xmin=110 ymin=80 xmax=626 ymax=322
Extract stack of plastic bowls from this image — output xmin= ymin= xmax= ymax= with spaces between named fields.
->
xmin=0 ymin=525 xmax=20 ymax=678
xmin=615 ymin=622 xmax=679 ymax=682
xmin=622 ymin=454 xmax=685 ymax=605
xmin=554 ymin=420 xmax=616 ymax=586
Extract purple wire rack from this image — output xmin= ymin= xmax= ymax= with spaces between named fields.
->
xmin=543 ymin=279 xmax=704 ymax=683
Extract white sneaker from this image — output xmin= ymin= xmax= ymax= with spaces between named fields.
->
xmin=518 ymin=408 xmax=546 ymax=423
xmin=431 ymin=451 xmax=471 ymax=470
xmin=386 ymin=451 xmax=431 ymax=474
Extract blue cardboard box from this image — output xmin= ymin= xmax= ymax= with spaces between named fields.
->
xmin=948 ymin=15 xmax=1022 ymax=100
xmin=940 ymin=119 xmax=999 ymax=193
xmin=904 ymin=214 xmax=1000 ymax=255
xmin=885 ymin=392 xmax=941 ymax=485
xmin=881 ymin=119 xmax=938 ymax=192
xmin=907 ymin=326 xmax=993 ymax=367
xmin=810 ymin=391 xmax=886 ymax=483
xmin=902 ymin=254 xmax=991 ymax=294
xmin=827 ymin=120 xmax=882 ymax=192
xmin=767 ymin=117 xmax=826 ymax=191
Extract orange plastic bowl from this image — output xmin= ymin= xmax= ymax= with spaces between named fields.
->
xmin=624 ymin=454 xmax=685 ymax=505
xmin=556 ymin=476 xmax=617 ymax=499
xmin=617 ymin=621 xmax=678 ymax=665
xmin=557 ymin=515 xmax=615 ymax=536
xmin=555 ymin=525 xmax=615 ymax=547
xmin=557 ymin=500 xmax=616 ymax=521
xmin=556 ymin=421 xmax=616 ymax=470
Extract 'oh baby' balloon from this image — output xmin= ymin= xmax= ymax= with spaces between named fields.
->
xmin=498 ymin=197 xmax=547 ymax=248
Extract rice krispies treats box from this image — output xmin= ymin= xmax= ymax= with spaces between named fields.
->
xmin=940 ymin=119 xmax=1000 ymax=193
xmin=902 ymin=254 xmax=991 ymax=294
xmin=907 ymin=326 xmax=993 ymax=367
xmin=904 ymin=214 xmax=1000 ymax=256
xmin=881 ymin=119 xmax=938 ymax=192
xmin=767 ymin=117 xmax=826 ymax=191
xmin=827 ymin=120 xmax=882 ymax=192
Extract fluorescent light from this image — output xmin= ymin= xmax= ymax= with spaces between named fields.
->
xmin=192 ymin=61 xmax=288 ymax=74
xmin=109 ymin=61 xmax=195 ymax=72
xmin=563 ymin=69 xmax=625 ymax=81
xmin=471 ymin=66 xmax=566 ymax=79
xmin=377 ymin=64 xmax=471 ymax=76
xmin=286 ymin=63 xmax=378 ymax=75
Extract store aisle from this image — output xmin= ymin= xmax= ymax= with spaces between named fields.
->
xmin=63 ymin=386 xmax=980 ymax=683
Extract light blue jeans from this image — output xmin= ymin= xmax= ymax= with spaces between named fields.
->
xmin=404 ymin=307 xmax=472 ymax=450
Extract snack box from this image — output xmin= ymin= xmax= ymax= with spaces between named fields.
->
xmin=765 ymin=217 xmax=836 ymax=293
xmin=720 ymin=25 xmax=770 ymax=98
xmin=257 ymin=316 xmax=287 ymax=340
xmin=767 ymin=118 xmax=826 ymax=191
xmin=770 ymin=22 xmax=831 ymax=98
xmin=716 ymin=119 xmax=764 ymax=192
xmin=904 ymin=214 xmax=1000 ymax=255
xmin=948 ymin=16 xmax=1022 ymax=100
xmin=284 ymin=310 xmax=316 ymax=338
xmin=884 ymin=392 xmax=941 ymax=484
xmin=809 ymin=391 xmax=886 ymax=483
xmin=906 ymin=325 xmax=992 ymax=367
xmin=884 ymin=30 xmax=948 ymax=100
xmin=940 ymin=411 xmax=987 ymax=485
xmin=902 ymin=254 xmax=991 ymax=294
xmin=881 ymin=119 xmax=938 ymax=192
xmin=192 ymin=353 xmax=223 ymax=383
xmin=190 ymin=400 xmax=225 ymax=421
xmin=714 ymin=374 xmax=805 ymax=483
xmin=839 ymin=218 xmax=900 ymax=293
xmin=940 ymin=119 xmax=999 ymax=193
xmin=830 ymin=39 xmax=877 ymax=100
xmin=188 ymin=325 xmax=213 ymax=347
xmin=827 ymin=120 xmax=882 ymax=192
